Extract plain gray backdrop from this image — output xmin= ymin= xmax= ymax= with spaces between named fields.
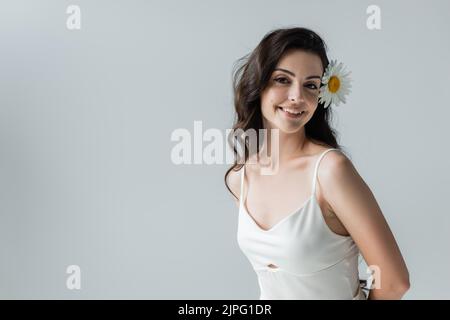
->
xmin=1 ymin=0 xmax=449 ymax=299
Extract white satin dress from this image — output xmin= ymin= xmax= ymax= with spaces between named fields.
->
xmin=237 ymin=148 xmax=368 ymax=299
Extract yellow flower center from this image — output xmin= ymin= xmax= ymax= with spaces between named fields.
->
xmin=328 ymin=76 xmax=340 ymax=93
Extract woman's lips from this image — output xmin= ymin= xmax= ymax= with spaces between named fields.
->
xmin=277 ymin=106 xmax=305 ymax=119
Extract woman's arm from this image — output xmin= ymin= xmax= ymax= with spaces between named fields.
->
xmin=318 ymin=151 xmax=410 ymax=299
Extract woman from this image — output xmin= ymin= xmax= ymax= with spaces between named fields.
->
xmin=225 ymin=27 xmax=410 ymax=299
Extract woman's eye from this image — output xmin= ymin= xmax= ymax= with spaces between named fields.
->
xmin=273 ymin=78 xmax=319 ymax=89
xmin=305 ymin=83 xmax=319 ymax=90
xmin=274 ymin=77 xmax=289 ymax=84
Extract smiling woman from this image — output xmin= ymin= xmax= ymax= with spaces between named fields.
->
xmin=224 ymin=27 xmax=410 ymax=300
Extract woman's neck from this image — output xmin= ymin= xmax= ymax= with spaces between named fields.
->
xmin=258 ymin=127 xmax=309 ymax=167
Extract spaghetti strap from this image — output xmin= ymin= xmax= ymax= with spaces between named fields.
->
xmin=311 ymin=148 xmax=340 ymax=195
xmin=239 ymin=164 xmax=246 ymax=206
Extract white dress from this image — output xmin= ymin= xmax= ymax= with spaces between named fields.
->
xmin=237 ymin=148 xmax=367 ymax=299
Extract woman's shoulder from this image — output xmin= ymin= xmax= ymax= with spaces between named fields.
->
xmin=307 ymin=143 xmax=352 ymax=177
xmin=226 ymin=165 xmax=244 ymax=203
xmin=309 ymin=142 xmax=348 ymax=161
xmin=226 ymin=156 xmax=259 ymax=204
xmin=313 ymin=146 xmax=354 ymax=183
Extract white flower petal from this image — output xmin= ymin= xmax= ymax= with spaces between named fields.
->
xmin=318 ymin=59 xmax=352 ymax=108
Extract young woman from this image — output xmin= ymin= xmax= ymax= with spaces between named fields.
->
xmin=225 ymin=27 xmax=410 ymax=300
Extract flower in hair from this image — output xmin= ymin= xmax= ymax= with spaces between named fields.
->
xmin=318 ymin=60 xmax=352 ymax=108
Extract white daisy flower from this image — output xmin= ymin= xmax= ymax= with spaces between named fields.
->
xmin=318 ymin=59 xmax=352 ymax=108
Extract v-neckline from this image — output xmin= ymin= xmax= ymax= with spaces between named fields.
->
xmin=241 ymin=194 xmax=315 ymax=233
xmin=239 ymin=148 xmax=337 ymax=233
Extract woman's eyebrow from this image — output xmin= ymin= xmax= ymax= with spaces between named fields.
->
xmin=274 ymin=68 xmax=321 ymax=80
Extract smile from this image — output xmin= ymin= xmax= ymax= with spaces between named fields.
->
xmin=277 ymin=106 xmax=305 ymax=119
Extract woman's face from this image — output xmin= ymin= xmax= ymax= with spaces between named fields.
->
xmin=260 ymin=49 xmax=324 ymax=133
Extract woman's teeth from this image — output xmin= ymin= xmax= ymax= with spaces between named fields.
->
xmin=278 ymin=107 xmax=305 ymax=116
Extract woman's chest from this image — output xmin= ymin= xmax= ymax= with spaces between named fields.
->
xmin=245 ymin=170 xmax=349 ymax=237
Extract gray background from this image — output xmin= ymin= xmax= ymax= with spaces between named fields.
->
xmin=1 ymin=0 xmax=449 ymax=299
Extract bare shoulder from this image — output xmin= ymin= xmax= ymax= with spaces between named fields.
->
xmin=316 ymin=147 xmax=369 ymax=220
xmin=312 ymin=147 xmax=353 ymax=204
xmin=226 ymin=165 xmax=244 ymax=207
xmin=319 ymin=148 xmax=352 ymax=172
xmin=317 ymin=148 xmax=355 ymax=179
xmin=316 ymin=148 xmax=358 ymax=193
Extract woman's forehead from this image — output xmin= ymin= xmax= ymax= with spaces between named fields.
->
xmin=275 ymin=50 xmax=323 ymax=76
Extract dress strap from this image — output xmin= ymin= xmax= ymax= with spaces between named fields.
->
xmin=311 ymin=148 xmax=340 ymax=196
xmin=239 ymin=164 xmax=246 ymax=206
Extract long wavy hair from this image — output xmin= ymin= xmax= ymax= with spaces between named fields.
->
xmin=225 ymin=27 xmax=349 ymax=200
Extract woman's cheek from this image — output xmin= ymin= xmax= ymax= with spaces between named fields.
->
xmin=272 ymin=86 xmax=286 ymax=98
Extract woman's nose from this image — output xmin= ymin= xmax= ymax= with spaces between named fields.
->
xmin=288 ymin=86 xmax=305 ymax=103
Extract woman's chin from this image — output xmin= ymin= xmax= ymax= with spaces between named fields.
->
xmin=262 ymin=116 xmax=304 ymax=134
xmin=275 ymin=122 xmax=304 ymax=134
